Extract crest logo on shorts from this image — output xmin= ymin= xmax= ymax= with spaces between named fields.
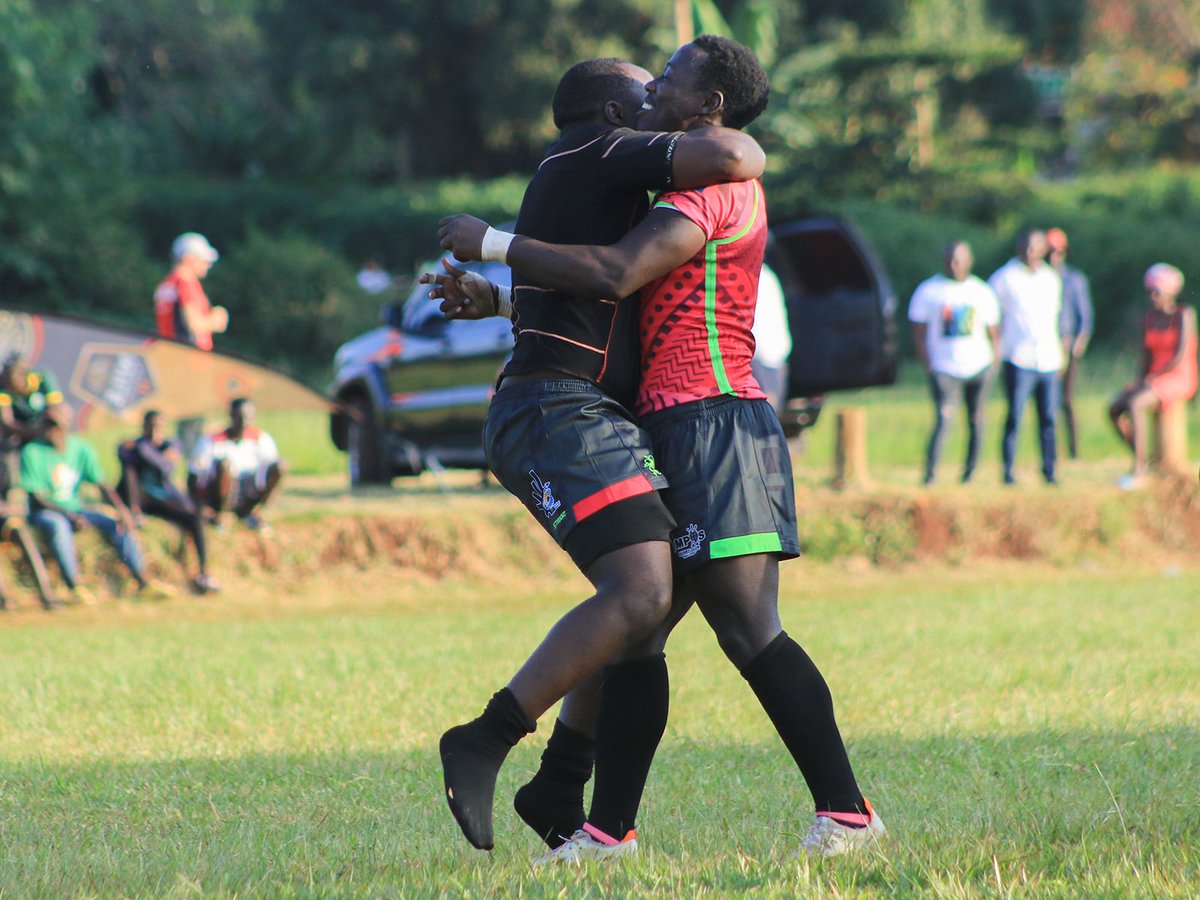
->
xmin=672 ymin=523 xmax=707 ymax=559
xmin=529 ymin=469 xmax=562 ymax=519
xmin=642 ymin=454 xmax=663 ymax=478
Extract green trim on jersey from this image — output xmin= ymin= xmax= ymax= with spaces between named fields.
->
xmin=701 ymin=183 xmax=761 ymax=397
xmin=709 ymin=531 xmax=783 ymax=559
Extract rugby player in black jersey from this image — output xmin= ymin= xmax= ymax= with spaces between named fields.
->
xmin=429 ymin=57 xmax=765 ymax=852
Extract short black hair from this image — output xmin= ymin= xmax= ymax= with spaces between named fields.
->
xmin=691 ymin=34 xmax=769 ymax=130
xmin=552 ymin=58 xmax=642 ymax=130
xmin=230 ymin=397 xmax=251 ymax=417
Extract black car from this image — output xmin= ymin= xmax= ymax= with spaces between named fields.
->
xmin=328 ymin=218 xmax=897 ymax=485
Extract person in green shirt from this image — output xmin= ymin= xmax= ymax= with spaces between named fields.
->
xmin=21 ymin=406 xmax=165 ymax=603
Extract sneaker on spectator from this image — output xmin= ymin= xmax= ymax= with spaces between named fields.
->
xmin=192 ymin=574 xmax=222 ymax=594
xmin=799 ymin=800 xmax=886 ymax=857
xmin=136 ymin=579 xmax=177 ymax=601
xmin=71 ymin=586 xmax=100 ymax=606
xmin=533 ymin=824 xmax=638 ymax=866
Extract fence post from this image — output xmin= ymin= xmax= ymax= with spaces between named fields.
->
xmin=834 ymin=406 xmax=869 ymax=489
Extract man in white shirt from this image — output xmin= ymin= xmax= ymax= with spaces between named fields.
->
xmin=189 ymin=397 xmax=284 ymax=529
xmin=908 ymin=241 xmax=1000 ymax=484
xmin=988 ymin=230 xmax=1065 ymax=485
xmin=750 ymin=263 xmax=792 ymax=415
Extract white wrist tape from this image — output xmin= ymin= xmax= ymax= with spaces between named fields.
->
xmin=496 ymin=284 xmax=514 ymax=319
xmin=480 ymin=227 xmax=516 ymax=264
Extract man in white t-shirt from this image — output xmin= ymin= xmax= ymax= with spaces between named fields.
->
xmin=189 ymin=397 xmax=285 ymax=529
xmin=908 ymin=240 xmax=1000 ymax=484
xmin=750 ymin=263 xmax=792 ymax=415
xmin=988 ymin=229 xmax=1065 ymax=485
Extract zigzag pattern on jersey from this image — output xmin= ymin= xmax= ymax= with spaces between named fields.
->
xmin=640 ymin=283 xmax=709 ymax=413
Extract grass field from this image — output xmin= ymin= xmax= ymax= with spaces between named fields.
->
xmin=2 ymin=555 xmax=1198 ymax=896
xmin=4 ymin=354 xmax=1199 ymax=895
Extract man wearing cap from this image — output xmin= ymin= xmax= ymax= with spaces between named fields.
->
xmin=1046 ymin=228 xmax=1094 ymax=459
xmin=154 ymin=232 xmax=229 ymax=351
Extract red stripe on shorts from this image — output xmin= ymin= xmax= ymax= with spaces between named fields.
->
xmin=572 ymin=474 xmax=654 ymax=522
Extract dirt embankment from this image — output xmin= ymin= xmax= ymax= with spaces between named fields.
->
xmin=6 ymin=473 xmax=1198 ymax=603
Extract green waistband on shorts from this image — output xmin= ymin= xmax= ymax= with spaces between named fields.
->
xmin=708 ymin=532 xmax=783 ymax=559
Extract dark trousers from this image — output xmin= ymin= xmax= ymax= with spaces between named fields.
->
xmin=142 ymin=495 xmax=208 ymax=570
xmin=925 ymin=368 xmax=992 ymax=483
xmin=1002 ymin=362 xmax=1060 ymax=482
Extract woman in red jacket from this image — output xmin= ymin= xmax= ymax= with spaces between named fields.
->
xmin=1109 ymin=263 xmax=1198 ymax=489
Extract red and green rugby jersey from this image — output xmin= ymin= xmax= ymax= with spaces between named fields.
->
xmin=635 ymin=179 xmax=769 ymax=415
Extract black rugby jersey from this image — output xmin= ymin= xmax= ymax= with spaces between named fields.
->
xmin=504 ymin=123 xmax=683 ymax=407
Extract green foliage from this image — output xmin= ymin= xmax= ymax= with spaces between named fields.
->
xmin=203 ymin=230 xmax=376 ymax=382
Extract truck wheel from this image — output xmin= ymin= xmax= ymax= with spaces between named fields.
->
xmin=347 ymin=398 xmax=389 ymax=487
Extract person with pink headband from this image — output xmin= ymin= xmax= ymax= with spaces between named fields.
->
xmin=1108 ymin=263 xmax=1198 ymax=489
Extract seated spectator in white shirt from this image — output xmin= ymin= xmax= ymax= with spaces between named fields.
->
xmin=189 ymin=398 xmax=285 ymax=530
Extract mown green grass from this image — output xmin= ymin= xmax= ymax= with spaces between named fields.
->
xmin=2 ymin=562 xmax=1198 ymax=896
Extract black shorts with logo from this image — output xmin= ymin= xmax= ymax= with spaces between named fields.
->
xmin=642 ymin=395 xmax=800 ymax=574
xmin=483 ymin=378 xmax=675 ymax=572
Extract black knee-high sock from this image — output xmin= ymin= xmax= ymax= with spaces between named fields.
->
xmin=514 ymin=718 xmax=594 ymax=848
xmin=741 ymin=631 xmax=865 ymax=814
xmin=439 ymin=687 xmax=535 ymax=850
xmin=586 ymin=653 xmax=669 ymax=839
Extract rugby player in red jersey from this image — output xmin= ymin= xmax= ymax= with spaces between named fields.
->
xmin=436 ymin=35 xmax=883 ymax=860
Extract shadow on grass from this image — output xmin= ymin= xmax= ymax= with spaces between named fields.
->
xmin=2 ymin=727 xmax=1198 ymax=894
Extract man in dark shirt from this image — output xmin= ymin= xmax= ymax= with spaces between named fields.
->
xmin=0 ymin=354 xmax=66 ymax=501
xmin=118 ymin=410 xmax=219 ymax=594
xmin=429 ymin=57 xmax=766 ymax=853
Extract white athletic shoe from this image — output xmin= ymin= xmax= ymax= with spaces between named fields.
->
xmin=533 ymin=824 xmax=638 ymax=866
xmin=799 ymin=799 xmax=886 ymax=857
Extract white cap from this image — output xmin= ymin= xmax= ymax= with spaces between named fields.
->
xmin=172 ymin=232 xmax=219 ymax=263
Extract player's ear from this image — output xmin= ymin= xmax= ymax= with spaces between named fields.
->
xmin=700 ymin=90 xmax=724 ymax=118
xmin=603 ymin=100 xmax=625 ymax=126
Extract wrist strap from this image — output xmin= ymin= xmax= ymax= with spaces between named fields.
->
xmin=496 ymin=284 xmax=514 ymax=319
xmin=480 ymin=227 xmax=516 ymax=264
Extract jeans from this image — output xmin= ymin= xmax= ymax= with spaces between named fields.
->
xmin=28 ymin=507 xmax=145 ymax=590
xmin=925 ymin=368 xmax=992 ymax=482
xmin=1001 ymin=362 xmax=1061 ymax=482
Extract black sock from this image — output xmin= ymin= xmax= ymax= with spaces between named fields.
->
xmin=514 ymin=718 xmax=594 ymax=848
xmin=439 ymin=687 xmax=535 ymax=850
xmin=586 ymin=653 xmax=669 ymax=840
xmin=741 ymin=632 xmax=866 ymax=817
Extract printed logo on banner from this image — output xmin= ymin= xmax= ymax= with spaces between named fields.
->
xmin=72 ymin=345 xmax=157 ymax=413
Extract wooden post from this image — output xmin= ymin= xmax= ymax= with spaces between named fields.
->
xmin=833 ymin=406 xmax=869 ymax=489
xmin=1152 ymin=401 xmax=1189 ymax=473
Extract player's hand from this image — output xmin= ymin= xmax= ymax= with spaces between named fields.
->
xmin=210 ymin=306 xmax=229 ymax=333
xmin=437 ymin=215 xmax=489 ymax=261
xmin=420 ymin=259 xmax=496 ymax=320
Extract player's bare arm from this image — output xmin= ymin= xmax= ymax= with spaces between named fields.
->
xmin=670 ymin=125 xmax=764 ymax=187
xmin=438 ymin=208 xmax=705 ymax=301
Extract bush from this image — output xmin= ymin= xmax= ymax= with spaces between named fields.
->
xmin=204 ymin=229 xmax=377 ymax=383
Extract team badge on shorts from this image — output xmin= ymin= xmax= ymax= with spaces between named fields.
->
xmin=529 ymin=469 xmax=563 ymax=519
xmin=672 ymin=523 xmax=707 ymax=560
xmin=642 ymin=454 xmax=663 ymax=478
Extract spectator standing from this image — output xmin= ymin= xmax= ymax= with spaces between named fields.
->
xmin=1108 ymin=264 xmax=1198 ymax=489
xmin=750 ymin=263 xmax=792 ymax=415
xmin=908 ymin=240 xmax=1001 ymax=484
xmin=118 ymin=410 xmax=220 ymax=593
xmin=1046 ymin=228 xmax=1094 ymax=459
xmin=21 ymin=407 xmax=168 ymax=604
xmin=154 ymin=232 xmax=229 ymax=351
xmin=989 ymin=230 xmax=1065 ymax=485
xmin=189 ymin=398 xmax=284 ymax=530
